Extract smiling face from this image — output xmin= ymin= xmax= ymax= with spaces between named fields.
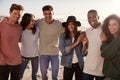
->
xmin=108 ymin=19 xmax=120 ymax=37
xmin=43 ymin=10 xmax=54 ymax=24
xmin=67 ymin=22 xmax=75 ymax=32
xmin=9 ymin=9 xmax=22 ymax=24
xmin=27 ymin=16 xmax=35 ymax=29
xmin=87 ymin=12 xmax=99 ymax=28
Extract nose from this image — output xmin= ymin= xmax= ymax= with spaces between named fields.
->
xmin=16 ymin=14 xmax=20 ymax=18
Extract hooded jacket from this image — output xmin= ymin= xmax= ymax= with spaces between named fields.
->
xmin=0 ymin=17 xmax=22 ymax=65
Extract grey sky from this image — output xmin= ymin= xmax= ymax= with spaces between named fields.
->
xmin=0 ymin=0 xmax=120 ymax=27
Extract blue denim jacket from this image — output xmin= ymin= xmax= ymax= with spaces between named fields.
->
xmin=59 ymin=33 xmax=84 ymax=69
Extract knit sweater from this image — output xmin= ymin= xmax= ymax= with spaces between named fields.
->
xmin=101 ymin=36 xmax=120 ymax=80
xmin=36 ymin=18 xmax=64 ymax=55
xmin=21 ymin=27 xmax=39 ymax=57
xmin=0 ymin=17 xmax=22 ymax=65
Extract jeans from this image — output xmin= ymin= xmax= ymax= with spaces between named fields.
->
xmin=63 ymin=63 xmax=83 ymax=80
xmin=20 ymin=56 xmax=38 ymax=80
xmin=40 ymin=55 xmax=59 ymax=80
xmin=83 ymin=73 xmax=105 ymax=80
xmin=0 ymin=64 xmax=21 ymax=80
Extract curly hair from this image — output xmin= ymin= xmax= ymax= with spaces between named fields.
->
xmin=102 ymin=14 xmax=120 ymax=44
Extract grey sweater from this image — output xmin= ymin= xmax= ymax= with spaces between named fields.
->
xmin=36 ymin=18 xmax=64 ymax=55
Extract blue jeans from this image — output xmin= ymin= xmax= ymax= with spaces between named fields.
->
xmin=20 ymin=56 xmax=38 ymax=80
xmin=83 ymin=73 xmax=105 ymax=80
xmin=40 ymin=55 xmax=59 ymax=80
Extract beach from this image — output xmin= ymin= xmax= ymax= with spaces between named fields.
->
xmin=21 ymin=62 xmax=64 ymax=80
xmin=20 ymin=62 xmax=110 ymax=80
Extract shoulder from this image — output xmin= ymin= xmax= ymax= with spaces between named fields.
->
xmin=0 ymin=19 xmax=7 ymax=32
xmin=0 ymin=22 xmax=2 ymax=32
xmin=36 ymin=26 xmax=40 ymax=32
xmin=35 ymin=18 xmax=44 ymax=26
xmin=97 ymin=25 xmax=102 ymax=30
xmin=53 ymin=19 xmax=62 ymax=25
xmin=60 ymin=33 xmax=65 ymax=38
xmin=55 ymin=19 xmax=61 ymax=23
xmin=86 ymin=27 xmax=92 ymax=32
xmin=17 ymin=24 xmax=22 ymax=31
xmin=53 ymin=19 xmax=64 ymax=30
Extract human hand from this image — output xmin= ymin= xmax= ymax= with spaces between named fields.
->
xmin=82 ymin=37 xmax=88 ymax=45
xmin=100 ymin=32 xmax=107 ymax=41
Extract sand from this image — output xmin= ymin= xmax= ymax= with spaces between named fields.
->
xmin=21 ymin=63 xmax=64 ymax=80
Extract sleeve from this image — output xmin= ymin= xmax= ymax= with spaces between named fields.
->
xmin=58 ymin=21 xmax=64 ymax=33
xmin=59 ymin=33 xmax=72 ymax=56
xmin=101 ymin=37 xmax=120 ymax=59
xmin=35 ymin=19 xmax=41 ymax=28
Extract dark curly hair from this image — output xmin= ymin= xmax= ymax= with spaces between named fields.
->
xmin=102 ymin=14 xmax=120 ymax=44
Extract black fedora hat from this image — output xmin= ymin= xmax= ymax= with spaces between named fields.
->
xmin=62 ymin=16 xmax=81 ymax=27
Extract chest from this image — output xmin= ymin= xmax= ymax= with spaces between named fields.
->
xmin=2 ymin=26 xmax=21 ymax=41
xmin=40 ymin=25 xmax=61 ymax=37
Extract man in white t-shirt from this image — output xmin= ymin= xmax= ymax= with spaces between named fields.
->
xmin=83 ymin=9 xmax=105 ymax=80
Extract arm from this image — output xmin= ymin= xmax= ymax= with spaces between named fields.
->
xmin=59 ymin=33 xmax=83 ymax=56
xmin=101 ymin=37 xmax=120 ymax=59
xmin=82 ymin=37 xmax=88 ymax=53
xmin=59 ymin=33 xmax=72 ymax=56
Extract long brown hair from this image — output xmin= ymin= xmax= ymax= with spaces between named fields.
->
xmin=20 ymin=13 xmax=36 ymax=34
xmin=102 ymin=14 xmax=120 ymax=44
xmin=64 ymin=22 xmax=80 ymax=41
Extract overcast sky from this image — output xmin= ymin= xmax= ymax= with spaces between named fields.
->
xmin=0 ymin=0 xmax=120 ymax=27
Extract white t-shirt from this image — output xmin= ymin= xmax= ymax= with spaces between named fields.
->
xmin=21 ymin=27 xmax=39 ymax=57
xmin=72 ymin=38 xmax=79 ymax=63
xmin=83 ymin=25 xmax=104 ymax=76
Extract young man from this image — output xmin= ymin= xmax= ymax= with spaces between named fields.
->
xmin=83 ymin=10 xmax=105 ymax=80
xmin=36 ymin=5 xmax=64 ymax=80
xmin=0 ymin=4 xmax=24 ymax=80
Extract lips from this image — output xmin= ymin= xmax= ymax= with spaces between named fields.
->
xmin=90 ymin=21 xmax=95 ymax=25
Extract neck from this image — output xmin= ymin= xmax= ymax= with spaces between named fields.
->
xmin=45 ymin=19 xmax=54 ymax=24
xmin=70 ymin=32 xmax=74 ymax=38
xmin=93 ymin=22 xmax=101 ymax=29
xmin=9 ymin=18 xmax=16 ymax=24
xmin=26 ymin=26 xmax=32 ymax=30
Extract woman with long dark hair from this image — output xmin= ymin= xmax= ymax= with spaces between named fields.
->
xmin=100 ymin=14 xmax=120 ymax=80
xmin=20 ymin=13 xmax=39 ymax=80
xmin=59 ymin=16 xmax=87 ymax=80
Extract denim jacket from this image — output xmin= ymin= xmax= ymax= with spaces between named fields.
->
xmin=59 ymin=33 xmax=84 ymax=69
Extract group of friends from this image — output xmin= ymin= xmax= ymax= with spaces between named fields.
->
xmin=0 ymin=3 xmax=120 ymax=80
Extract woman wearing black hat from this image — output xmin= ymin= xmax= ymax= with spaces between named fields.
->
xmin=59 ymin=16 xmax=87 ymax=80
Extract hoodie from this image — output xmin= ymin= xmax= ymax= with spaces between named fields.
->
xmin=0 ymin=17 xmax=22 ymax=65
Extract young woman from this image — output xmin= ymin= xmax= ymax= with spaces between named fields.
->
xmin=59 ymin=16 xmax=87 ymax=80
xmin=100 ymin=14 xmax=120 ymax=80
xmin=20 ymin=13 xmax=39 ymax=80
